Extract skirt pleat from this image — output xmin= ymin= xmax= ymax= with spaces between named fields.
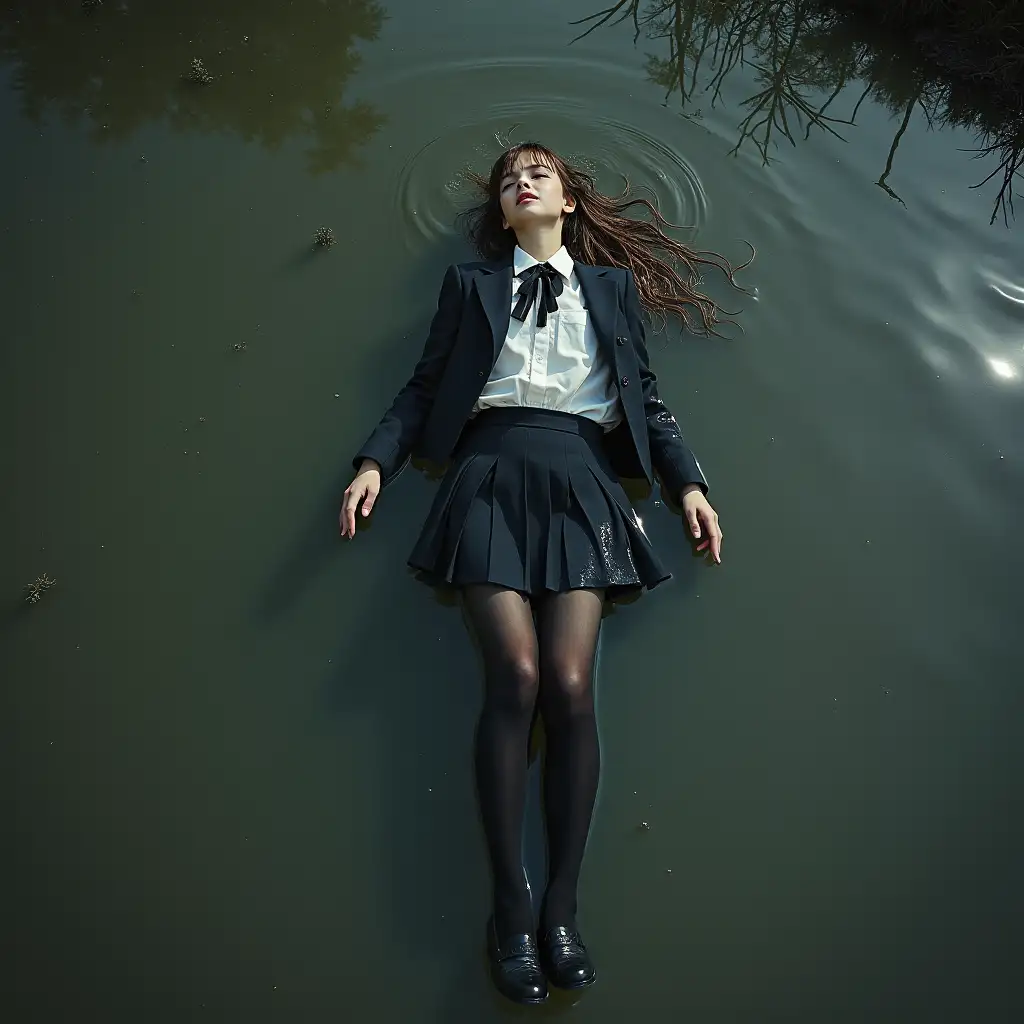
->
xmin=412 ymin=449 xmax=497 ymax=580
xmin=408 ymin=407 xmax=671 ymax=598
xmin=543 ymin=440 xmax=564 ymax=588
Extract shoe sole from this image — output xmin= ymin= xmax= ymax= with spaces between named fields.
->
xmin=492 ymin=979 xmax=549 ymax=1005
xmin=550 ymin=973 xmax=597 ymax=991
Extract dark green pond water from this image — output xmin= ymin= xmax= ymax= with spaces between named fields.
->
xmin=3 ymin=1 xmax=1022 ymax=1020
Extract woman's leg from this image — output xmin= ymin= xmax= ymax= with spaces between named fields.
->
xmin=462 ymin=584 xmax=541 ymax=939
xmin=535 ymin=588 xmax=605 ymax=934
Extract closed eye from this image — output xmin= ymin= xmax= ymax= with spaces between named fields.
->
xmin=502 ymin=175 xmax=547 ymax=190
xmin=500 ymin=165 xmax=552 ymax=190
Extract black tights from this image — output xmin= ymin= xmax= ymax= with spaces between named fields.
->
xmin=463 ymin=584 xmax=603 ymax=939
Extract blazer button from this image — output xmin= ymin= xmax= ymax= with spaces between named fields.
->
xmin=616 ymin=336 xmax=626 ymax=346
xmin=620 ymin=376 xmax=629 ymax=387
xmin=478 ymin=370 xmax=484 ymax=377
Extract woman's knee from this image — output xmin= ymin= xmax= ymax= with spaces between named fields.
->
xmin=542 ymin=661 xmax=595 ymax=719
xmin=487 ymin=654 xmax=540 ymax=714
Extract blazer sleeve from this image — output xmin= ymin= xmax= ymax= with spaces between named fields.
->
xmin=624 ymin=269 xmax=709 ymax=498
xmin=352 ymin=263 xmax=464 ymax=481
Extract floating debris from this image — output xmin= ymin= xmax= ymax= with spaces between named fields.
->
xmin=314 ymin=226 xmax=336 ymax=249
xmin=639 ymin=821 xmax=651 ymax=831
xmin=25 ymin=573 xmax=56 ymax=605
xmin=82 ymin=0 xmax=103 ymax=11
xmin=188 ymin=58 xmax=213 ymax=86
xmin=232 ymin=340 xmax=247 ymax=352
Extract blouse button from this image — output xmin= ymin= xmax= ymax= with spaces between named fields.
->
xmin=620 ymin=376 xmax=629 ymax=387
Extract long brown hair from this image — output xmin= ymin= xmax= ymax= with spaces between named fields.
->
xmin=459 ymin=142 xmax=752 ymax=335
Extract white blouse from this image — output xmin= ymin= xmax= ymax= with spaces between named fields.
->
xmin=474 ymin=245 xmax=624 ymax=430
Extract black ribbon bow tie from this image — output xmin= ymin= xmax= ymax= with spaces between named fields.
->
xmin=511 ymin=262 xmax=564 ymax=329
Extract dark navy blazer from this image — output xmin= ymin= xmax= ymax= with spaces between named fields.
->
xmin=353 ymin=259 xmax=708 ymax=498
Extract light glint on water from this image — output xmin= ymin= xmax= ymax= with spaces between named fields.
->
xmin=987 ymin=357 xmax=1019 ymax=381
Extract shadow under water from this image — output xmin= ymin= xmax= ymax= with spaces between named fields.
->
xmin=0 ymin=0 xmax=387 ymax=173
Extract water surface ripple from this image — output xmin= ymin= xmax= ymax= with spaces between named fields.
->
xmin=376 ymin=55 xmax=708 ymax=252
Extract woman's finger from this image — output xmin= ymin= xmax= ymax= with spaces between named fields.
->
xmin=339 ymin=488 xmax=351 ymax=537
xmin=708 ymin=515 xmax=723 ymax=563
xmin=361 ymin=481 xmax=379 ymax=518
xmin=344 ymin=485 xmax=364 ymax=538
xmin=349 ymin=486 xmax=364 ymax=536
xmin=686 ymin=506 xmax=701 ymax=539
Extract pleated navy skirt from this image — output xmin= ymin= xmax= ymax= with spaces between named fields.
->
xmin=408 ymin=407 xmax=671 ymax=598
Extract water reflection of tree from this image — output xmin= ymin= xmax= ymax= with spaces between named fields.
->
xmin=573 ymin=0 xmax=1022 ymax=224
xmin=574 ymin=1 xmax=856 ymax=157
xmin=820 ymin=10 xmax=1024 ymax=225
xmin=0 ymin=0 xmax=386 ymax=173
xmin=956 ymin=107 xmax=1023 ymax=226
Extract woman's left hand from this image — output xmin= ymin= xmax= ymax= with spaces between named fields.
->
xmin=680 ymin=485 xmax=723 ymax=564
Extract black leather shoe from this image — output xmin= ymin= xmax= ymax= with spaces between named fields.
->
xmin=487 ymin=918 xmax=548 ymax=1005
xmin=539 ymin=926 xmax=596 ymax=989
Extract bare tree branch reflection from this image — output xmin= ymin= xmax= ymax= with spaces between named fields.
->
xmin=727 ymin=3 xmax=856 ymax=162
xmin=961 ymin=114 xmax=1024 ymax=226
xmin=571 ymin=0 xmax=644 ymax=44
xmin=575 ymin=0 xmax=1024 ymax=223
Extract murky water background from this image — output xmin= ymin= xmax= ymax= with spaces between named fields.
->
xmin=2 ymin=1 xmax=1022 ymax=1020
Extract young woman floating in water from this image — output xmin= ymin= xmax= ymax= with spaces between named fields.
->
xmin=340 ymin=143 xmax=746 ymax=1005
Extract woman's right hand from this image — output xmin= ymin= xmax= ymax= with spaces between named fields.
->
xmin=340 ymin=460 xmax=382 ymax=538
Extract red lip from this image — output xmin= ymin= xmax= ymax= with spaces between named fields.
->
xmin=516 ymin=193 xmax=538 ymax=205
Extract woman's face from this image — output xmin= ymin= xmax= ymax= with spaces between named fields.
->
xmin=498 ymin=155 xmax=575 ymax=232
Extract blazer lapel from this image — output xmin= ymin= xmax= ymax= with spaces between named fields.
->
xmin=472 ymin=261 xmax=514 ymax=361
xmin=574 ymin=264 xmax=618 ymax=356
xmin=473 ymin=259 xmax=617 ymax=361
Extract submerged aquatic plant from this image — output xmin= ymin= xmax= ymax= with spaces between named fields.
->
xmin=314 ymin=226 xmax=336 ymax=248
xmin=25 ymin=573 xmax=56 ymax=605
xmin=187 ymin=58 xmax=213 ymax=86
